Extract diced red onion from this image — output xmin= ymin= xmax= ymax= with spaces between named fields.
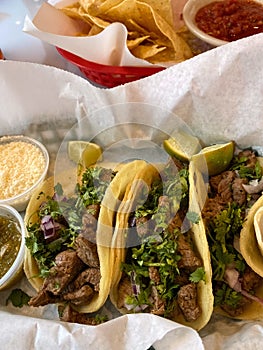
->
xmin=224 ymin=268 xmax=242 ymax=292
xmin=124 ymin=302 xmax=148 ymax=312
xmin=242 ymin=178 xmax=263 ymax=194
xmin=52 ymin=193 xmax=67 ymax=202
xmin=131 ymin=271 xmax=140 ymax=296
xmin=224 ymin=267 xmax=263 ymax=306
xmin=124 ymin=303 xmax=136 ymax=311
xmin=40 ymin=215 xmax=60 ymax=239
xmin=240 ymin=289 xmax=263 ymax=306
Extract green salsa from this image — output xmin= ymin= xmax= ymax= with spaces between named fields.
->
xmin=0 ymin=216 xmax=21 ymax=279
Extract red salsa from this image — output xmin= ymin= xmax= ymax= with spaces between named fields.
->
xmin=195 ymin=0 xmax=263 ymax=42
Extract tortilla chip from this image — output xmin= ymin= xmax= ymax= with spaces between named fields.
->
xmin=131 ymin=43 xmax=166 ymax=59
xmin=62 ymin=0 xmax=193 ymax=64
xmin=126 ymin=35 xmax=149 ymax=50
xmin=88 ymin=23 xmax=103 ymax=36
xmin=78 ymin=5 xmax=110 ymax=29
xmin=139 ymin=0 xmax=174 ymax=27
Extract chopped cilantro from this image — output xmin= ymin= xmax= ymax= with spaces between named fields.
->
xmin=186 ymin=211 xmax=200 ymax=224
xmin=207 ymin=203 xmax=244 ymax=282
xmin=230 ymin=154 xmax=262 ymax=180
xmin=94 ymin=314 xmax=109 ymax=324
xmin=6 ymin=289 xmax=31 ymax=308
xmin=135 ymin=179 xmax=163 ymax=219
xmin=214 ymin=284 xmax=242 ymax=308
xmin=54 ymin=183 xmax=63 ymax=196
xmin=76 ymin=167 xmax=116 ymax=206
xmin=189 ymin=267 xmax=206 ymax=283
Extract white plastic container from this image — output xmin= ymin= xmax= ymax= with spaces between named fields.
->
xmin=0 ymin=135 xmax=49 ymax=211
xmin=0 ymin=204 xmax=25 ymax=291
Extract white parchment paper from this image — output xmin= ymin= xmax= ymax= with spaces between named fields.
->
xmin=1 ymin=31 xmax=263 ymax=349
xmin=22 ymin=1 xmax=159 ymax=67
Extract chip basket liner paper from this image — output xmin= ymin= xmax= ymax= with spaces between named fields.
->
xmin=1 ymin=31 xmax=263 ymax=349
xmin=23 ymin=0 xmax=160 ymax=67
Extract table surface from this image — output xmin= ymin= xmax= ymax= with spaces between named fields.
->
xmin=0 ymin=0 xmax=85 ymax=77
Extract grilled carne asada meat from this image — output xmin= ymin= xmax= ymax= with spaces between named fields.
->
xmin=28 ymin=290 xmax=61 ymax=307
xmin=59 ymin=304 xmax=108 ymax=325
xmin=43 ymin=250 xmax=85 ymax=295
xmin=202 ymin=149 xmax=263 ymax=316
xmin=80 ymin=204 xmax=100 ymax=243
xmin=29 ymin=213 xmax=102 ymax=308
xmin=116 ymin=161 xmax=204 ymax=323
xmin=29 ymin=247 xmax=101 ymax=307
xmin=177 ymin=234 xmax=202 ymax=272
xmin=74 ymin=233 xmax=100 ymax=268
xmin=63 ymin=285 xmax=95 ymax=305
xmin=177 ymin=283 xmax=201 ymax=322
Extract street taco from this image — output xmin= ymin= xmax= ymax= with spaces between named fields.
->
xmin=200 ymin=147 xmax=263 ymax=319
xmin=110 ymin=158 xmax=213 ymax=331
xmin=24 ymin=160 xmax=147 ymax=322
xmin=240 ymin=192 xmax=263 ymax=279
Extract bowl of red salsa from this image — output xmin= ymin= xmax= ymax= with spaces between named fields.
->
xmin=183 ymin=0 xmax=263 ymax=46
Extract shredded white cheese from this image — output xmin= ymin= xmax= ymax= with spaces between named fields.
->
xmin=0 ymin=141 xmax=46 ymax=199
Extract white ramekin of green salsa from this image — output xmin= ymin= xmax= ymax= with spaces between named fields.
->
xmin=0 ymin=204 xmax=25 ymax=290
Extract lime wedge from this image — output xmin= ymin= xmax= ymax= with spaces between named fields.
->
xmin=68 ymin=141 xmax=102 ymax=167
xmin=192 ymin=141 xmax=235 ymax=176
xmin=163 ymin=131 xmax=202 ymax=162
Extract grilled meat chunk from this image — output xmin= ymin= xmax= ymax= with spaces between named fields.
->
xmin=29 ymin=242 xmax=101 ymax=308
xmin=241 ymin=266 xmax=262 ymax=292
xmin=68 ymin=268 xmax=101 ymax=292
xmin=28 ymin=289 xmax=61 ymax=307
xmin=81 ymin=204 xmax=100 ymax=242
xmin=136 ymin=216 xmax=150 ymax=237
xmin=177 ymin=234 xmax=202 ymax=272
xmin=116 ymin=276 xmax=134 ymax=309
xmin=232 ymin=178 xmax=248 ymax=206
xmin=177 ymin=283 xmax=201 ymax=322
xmin=148 ymin=266 xmax=161 ymax=285
xmin=43 ymin=250 xmax=85 ymax=295
xmin=75 ymin=234 xmax=100 ymax=268
xmin=63 ymin=285 xmax=94 ymax=305
xmin=202 ymin=195 xmax=226 ymax=221
xmin=217 ymin=171 xmax=235 ymax=202
xmin=150 ymin=286 xmax=165 ymax=315
xmin=59 ymin=304 xmax=106 ymax=325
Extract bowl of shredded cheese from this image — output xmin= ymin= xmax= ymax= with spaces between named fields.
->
xmin=0 ymin=135 xmax=49 ymax=212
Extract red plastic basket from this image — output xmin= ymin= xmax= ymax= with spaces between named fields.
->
xmin=56 ymin=47 xmax=165 ymax=88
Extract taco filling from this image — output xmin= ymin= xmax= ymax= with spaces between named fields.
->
xmin=202 ymin=148 xmax=263 ymax=317
xmin=111 ymin=159 xmax=209 ymax=326
xmin=25 ymin=166 xmax=116 ymax=323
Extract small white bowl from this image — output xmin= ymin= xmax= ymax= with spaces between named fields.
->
xmin=0 ymin=135 xmax=49 ymax=212
xmin=183 ymin=0 xmax=229 ymax=47
xmin=0 ymin=204 xmax=25 ymax=290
